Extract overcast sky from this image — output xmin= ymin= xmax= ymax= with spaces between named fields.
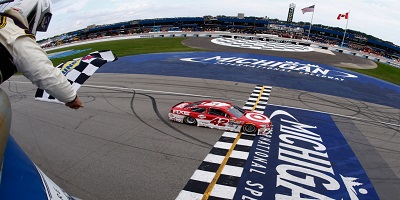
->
xmin=32 ymin=0 xmax=400 ymax=46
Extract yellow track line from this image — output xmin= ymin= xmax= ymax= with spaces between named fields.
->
xmin=251 ymin=86 xmax=265 ymax=111
xmin=202 ymin=132 xmax=243 ymax=200
xmin=202 ymin=86 xmax=263 ymax=199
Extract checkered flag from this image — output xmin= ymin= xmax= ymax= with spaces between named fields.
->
xmin=35 ymin=50 xmax=117 ymax=103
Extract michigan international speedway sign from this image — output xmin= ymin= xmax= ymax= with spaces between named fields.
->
xmin=180 ymin=55 xmax=358 ymax=82
xmin=232 ymin=105 xmax=379 ymax=199
xmin=99 ymin=52 xmax=400 ymax=109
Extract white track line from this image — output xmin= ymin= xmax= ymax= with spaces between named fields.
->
xmin=84 ymin=84 xmax=247 ymax=102
xmin=267 ymin=103 xmax=400 ymax=128
xmin=7 ymin=81 xmax=400 ymax=128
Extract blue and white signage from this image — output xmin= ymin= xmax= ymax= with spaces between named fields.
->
xmin=100 ymin=52 xmax=400 ymax=108
xmin=181 ymin=55 xmax=358 ymax=81
xmin=233 ymin=105 xmax=379 ymax=199
xmin=0 ymin=136 xmax=76 ymax=200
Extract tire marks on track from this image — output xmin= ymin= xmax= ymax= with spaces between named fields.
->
xmin=131 ymin=90 xmax=213 ymax=149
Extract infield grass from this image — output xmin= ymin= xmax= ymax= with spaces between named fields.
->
xmin=48 ymin=38 xmax=205 ymax=66
xmin=47 ymin=37 xmax=400 ymax=86
xmin=342 ymin=62 xmax=400 ymax=86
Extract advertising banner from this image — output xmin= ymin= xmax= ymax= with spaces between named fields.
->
xmin=233 ymin=105 xmax=379 ymax=199
xmin=287 ymin=3 xmax=296 ymax=23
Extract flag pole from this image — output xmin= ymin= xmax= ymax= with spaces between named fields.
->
xmin=341 ymin=10 xmax=350 ymax=47
xmin=306 ymin=4 xmax=315 ymax=41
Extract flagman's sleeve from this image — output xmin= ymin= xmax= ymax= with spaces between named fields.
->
xmin=12 ymin=36 xmax=77 ymax=103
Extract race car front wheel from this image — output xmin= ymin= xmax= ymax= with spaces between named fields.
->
xmin=242 ymin=124 xmax=257 ymax=134
xmin=184 ymin=116 xmax=197 ymax=126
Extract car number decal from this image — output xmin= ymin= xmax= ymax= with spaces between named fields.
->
xmin=210 ymin=118 xmax=229 ymax=126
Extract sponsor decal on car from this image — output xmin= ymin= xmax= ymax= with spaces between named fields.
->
xmin=228 ymin=119 xmax=241 ymax=125
xmin=198 ymin=115 xmax=206 ymax=119
xmin=168 ymin=113 xmax=183 ymax=123
xmin=181 ymin=56 xmax=358 ymax=81
xmin=173 ymin=110 xmax=190 ymax=115
xmin=245 ymin=113 xmax=270 ymax=123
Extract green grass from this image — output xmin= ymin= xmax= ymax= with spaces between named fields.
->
xmin=47 ymin=37 xmax=400 ymax=86
xmin=48 ymin=37 xmax=205 ymax=66
xmin=343 ymin=62 xmax=400 ymax=86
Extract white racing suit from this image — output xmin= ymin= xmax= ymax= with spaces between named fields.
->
xmin=0 ymin=9 xmax=76 ymax=103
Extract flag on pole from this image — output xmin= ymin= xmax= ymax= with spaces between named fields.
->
xmin=337 ymin=12 xmax=349 ymax=20
xmin=301 ymin=5 xmax=315 ymax=14
xmin=337 ymin=11 xmax=350 ymax=47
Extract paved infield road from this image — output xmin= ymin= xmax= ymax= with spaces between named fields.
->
xmin=182 ymin=37 xmax=378 ymax=69
xmin=2 ymin=37 xmax=400 ymax=199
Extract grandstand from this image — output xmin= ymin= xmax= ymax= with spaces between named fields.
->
xmin=38 ymin=15 xmax=400 ymax=62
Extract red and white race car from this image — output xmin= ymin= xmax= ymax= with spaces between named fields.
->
xmin=168 ymin=100 xmax=272 ymax=135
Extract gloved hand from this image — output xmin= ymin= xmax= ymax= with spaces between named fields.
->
xmin=65 ymin=96 xmax=83 ymax=109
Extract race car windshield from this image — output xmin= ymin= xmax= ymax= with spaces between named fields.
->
xmin=228 ymin=105 xmax=245 ymax=118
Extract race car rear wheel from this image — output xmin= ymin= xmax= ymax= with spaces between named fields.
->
xmin=242 ymin=124 xmax=257 ymax=134
xmin=184 ymin=116 xmax=197 ymax=125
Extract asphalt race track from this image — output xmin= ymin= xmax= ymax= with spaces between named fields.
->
xmin=2 ymin=37 xmax=400 ymax=199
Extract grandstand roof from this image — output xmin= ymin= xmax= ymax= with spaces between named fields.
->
xmin=59 ymin=16 xmax=400 ymax=54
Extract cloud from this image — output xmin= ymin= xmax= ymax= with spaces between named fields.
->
xmin=35 ymin=0 xmax=400 ymax=46
xmin=52 ymin=0 xmax=91 ymax=14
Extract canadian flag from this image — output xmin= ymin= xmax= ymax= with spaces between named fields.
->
xmin=337 ymin=12 xmax=349 ymax=20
